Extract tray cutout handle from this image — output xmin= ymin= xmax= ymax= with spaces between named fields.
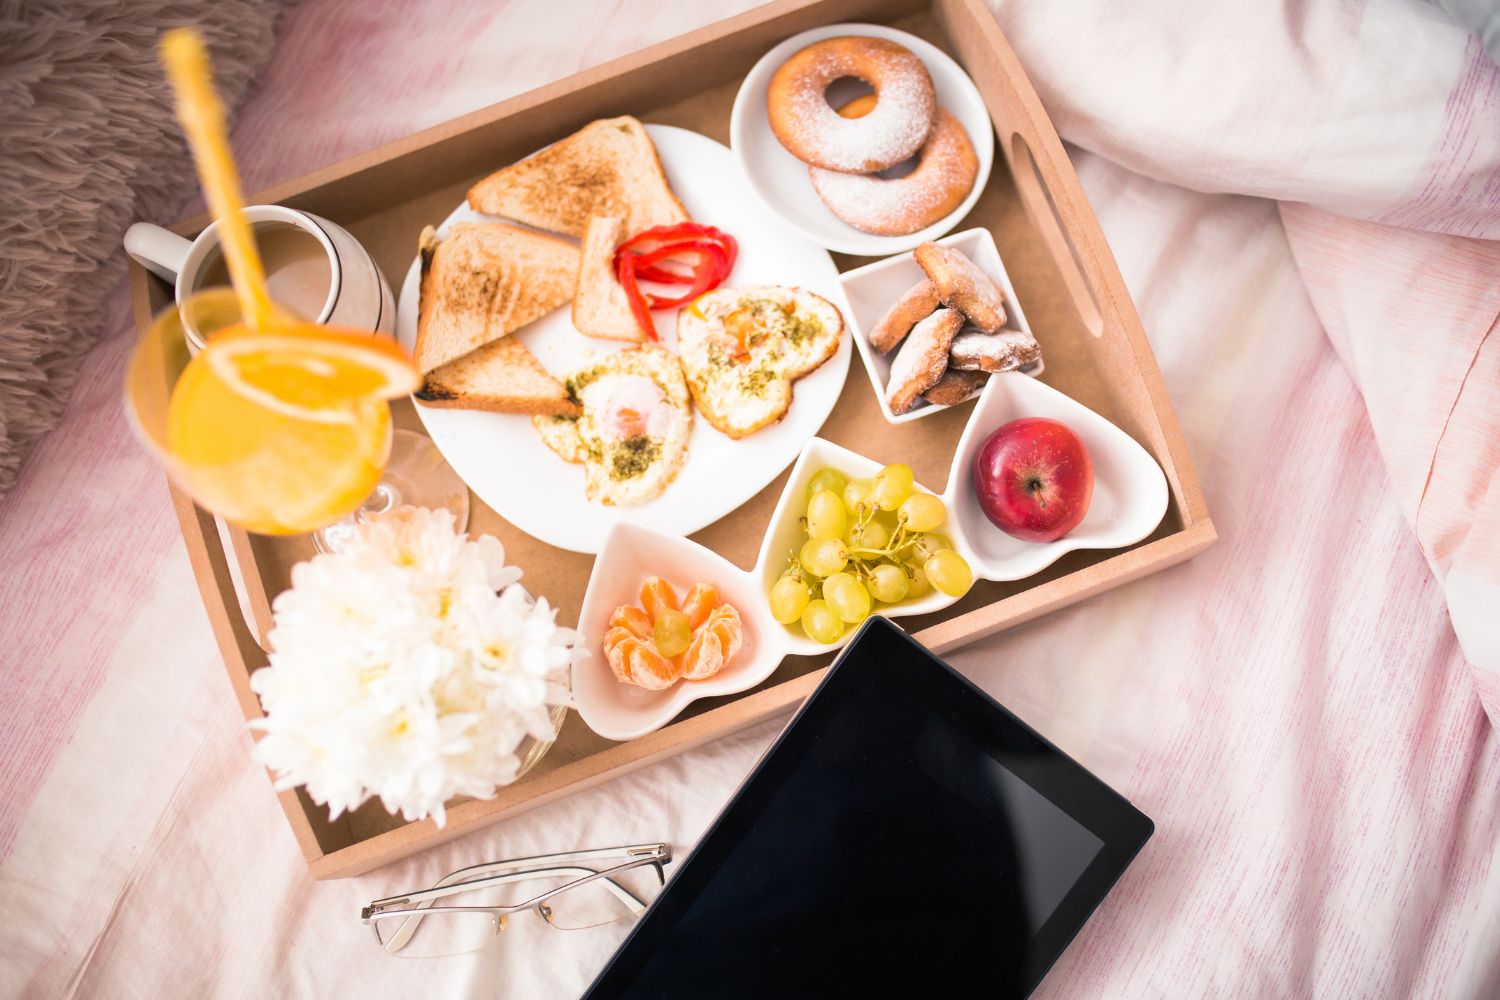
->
xmin=1005 ymin=132 xmax=1104 ymax=338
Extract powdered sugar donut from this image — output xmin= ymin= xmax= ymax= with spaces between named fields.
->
xmin=766 ymin=37 xmax=936 ymax=173
xmin=810 ymin=101 xmax=978 ymax=236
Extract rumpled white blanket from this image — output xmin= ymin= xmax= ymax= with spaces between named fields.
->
xmin=1 ymin=1 xmax=1496 ymax=997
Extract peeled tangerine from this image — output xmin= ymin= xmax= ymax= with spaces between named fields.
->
xmin=602 ymin=577 xmax=744 ymax=690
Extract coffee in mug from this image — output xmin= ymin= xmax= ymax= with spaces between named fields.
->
xmin=123 ymin=204 xmax=397 ymax=351
xmin=197 ymin=221 xmax=333 ymax=322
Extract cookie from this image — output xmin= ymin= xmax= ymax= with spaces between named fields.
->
xmin=885 ymin=307 xmax=963 ymax=414
xmin=948 ymin=328 xmax=1041 ymax=372
xmin=868 ymin=278 xmax=941 ymax=354
xmin=913 ymin=242 xmax=1007 ymax=333
xmin=921 ymin=368 xmax=988 ymax=405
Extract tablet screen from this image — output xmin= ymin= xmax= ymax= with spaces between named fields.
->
xmin=585 ymin=617 xmax=1152 ymax=999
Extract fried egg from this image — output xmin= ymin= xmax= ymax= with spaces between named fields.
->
xmin=532 ymin=346 xmax=692 ymax=506
xmin=675 ymin=286 xmax=844 ymax=439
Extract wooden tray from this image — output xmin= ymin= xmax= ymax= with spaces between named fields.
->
xmin=129 ymin=0 xmax=1215 ymax=879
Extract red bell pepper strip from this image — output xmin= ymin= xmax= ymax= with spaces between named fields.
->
xmin=612 ymin=224 xmax=740 ymax=340
xmin=615 ymin=252 xmax=658 ymax=342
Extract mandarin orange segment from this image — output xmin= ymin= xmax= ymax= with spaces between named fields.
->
xmin=639 ymin=577 xmax=679 ymax=620
xmin=681 ymin=630 xmax=722 ymax=681
xmin=602 ymin=627 xmax=641 ymax=683
xmin=626 ymin=645 xmax=681 ymax=691
xmin=681 ymin=603 xmax=743 ymax=681
xmin=610 ymin=604 xmax=654 ymax=641
xmin=679 ymin=582 xmax=720 ymax=631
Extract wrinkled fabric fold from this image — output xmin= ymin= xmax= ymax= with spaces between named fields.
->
xmin=991 ymin=0 xmax=1500 ymax=723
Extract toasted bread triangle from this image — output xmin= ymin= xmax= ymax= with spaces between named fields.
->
xmin=415 ymin=222 xmax=579 ymax=374
xmin=572 ymin=214 xmax=643 ymax=342
xmin=414 ymin=335 xmax=579 ymax=417
xmin=466 ymin=116 xmax=688 ymax=239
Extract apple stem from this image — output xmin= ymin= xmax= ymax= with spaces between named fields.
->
xmin=1025 ymin=476 xmax=1046 ymax=508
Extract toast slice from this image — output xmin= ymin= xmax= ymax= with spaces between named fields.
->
xmin=572 ymin=215 xmax=643 ymax=342
xmin=466 ymin=116 xmax=688 ymax=239
xmin=415 ymin=222 xmax=579 ymax=374
xmin=414 ymin=335 xmax=579 ymax=417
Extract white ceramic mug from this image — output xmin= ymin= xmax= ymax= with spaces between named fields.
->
xmin=124 ymin=205 xmax=396 ymax=351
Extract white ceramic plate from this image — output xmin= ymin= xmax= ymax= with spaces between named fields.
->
xmin=730 ymin=22 xmax=995 ymax=256
xmin=839 ymin=227 xmax=1041 ymax=424
xmin=573 ymin=372 xmax=1168 ymax=740
xmin=396 ymin=125 xmax=852 ymax=554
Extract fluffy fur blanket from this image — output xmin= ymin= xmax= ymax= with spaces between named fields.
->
xmin=0 ymin=0 xmax=293 ymax=499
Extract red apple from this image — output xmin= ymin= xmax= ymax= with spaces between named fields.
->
xmin=972 ymin=417 xmax=1093 ymax=542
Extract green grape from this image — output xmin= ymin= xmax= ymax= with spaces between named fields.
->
xmin=823 ymin=572 xmax=872 ymax=624
xmin=768 ymin=574 xmax=810 ymax=625
xmin=925 ymin=549 xmax=974 ymax=597
xmin=799 ymin=537 xmax=849 ymax=577
xmin=910 ymin=532 xmax=952 ymax=563
xmin=867 ymin=562 xmax=910 ymax=604
xmin=845 ymin=518 xmax=890 ymax=551
xmin=653 ymin=608 xmax=692 ymax=659
xmin=872 ymin=463 xmax=915 ymax=511
xmin=843 ymin=478 xmax=875 ymax=515
xmin=806 ymin=467 xmax=849 ymax=499
xmin=905 ymin=561 xmax=934 ymax=599
xmin=801 ymin=599 xmax=845 ymax=644
xmin=806 ymin=490 xmax=848 ymax=540
xmin=898 ymin=493 xmax=947 ymax=533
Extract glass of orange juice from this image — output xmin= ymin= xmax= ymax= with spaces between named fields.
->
xmin=127 ymin=29 xmax=467 ymax=548
xmin=126 ymin=290 xmax=468 ymax=546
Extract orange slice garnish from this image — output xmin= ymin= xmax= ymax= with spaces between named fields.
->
xmin=202 ymin=325 xmax=419 ymax=424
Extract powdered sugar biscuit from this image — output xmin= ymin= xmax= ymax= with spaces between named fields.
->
xmin=921 ymin=368 xmax=988 ymax=406
xmin=885 ymin=307 xmax=963 ymax=414
xmin=868 ymin=278 xmax=940 ymax=354
xmin=914 ymin=242 xmax=1007 ymax=333
xmin=947 ymin=328 xmax=1041 ymax=372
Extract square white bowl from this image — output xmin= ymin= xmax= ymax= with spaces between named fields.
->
xmin=839 ymin=227 xmax=1041 ymax=424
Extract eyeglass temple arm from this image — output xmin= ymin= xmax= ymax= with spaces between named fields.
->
xmin=369 ymin=860 xmax=663 ymax=955
xmin=366 ymin=843 xmax=668 ymax=912
xmin=431 ymin=843 xmax=668 ymax=889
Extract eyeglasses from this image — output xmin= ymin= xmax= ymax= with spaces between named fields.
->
xmin=361 ymin=843 xmax=671 ymax=958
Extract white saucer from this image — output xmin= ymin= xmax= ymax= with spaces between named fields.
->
xmin=730 ymin=23 xmax=995 ymax=257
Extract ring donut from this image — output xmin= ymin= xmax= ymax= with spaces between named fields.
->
xmin=766 ymin=36 xmax=936 ymax=173
xmin=809 ymin=96 xmax=978 ymax=236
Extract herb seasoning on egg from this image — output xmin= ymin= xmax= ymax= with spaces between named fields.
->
xmin=610 ymin=435 xmax=661 ymax=481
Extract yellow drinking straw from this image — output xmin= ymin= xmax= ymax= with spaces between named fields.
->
xmin=159 ymin=29 xmax=275 ymax=333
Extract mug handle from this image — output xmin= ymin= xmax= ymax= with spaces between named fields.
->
xmin=124 ymin=223 xmax=193 ymax=284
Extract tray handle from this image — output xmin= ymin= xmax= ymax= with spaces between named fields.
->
xmin=940 ymin=0 xmax=1122 ymax=342
xmin=170 ymin=474 xmax=274 ymax=720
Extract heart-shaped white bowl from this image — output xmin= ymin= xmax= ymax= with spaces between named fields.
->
xmin=572 ymin=522 xmax=782 ymax=742
xmin=839 ymin=227 xmax=1042 ymax=425
xmin=754 ymin=435 xmax=960 ymax=658
xmin=730 ymin=23 xmax=995 ymax=256
xmin=947 ymin=372 xmax=1170 ymax=580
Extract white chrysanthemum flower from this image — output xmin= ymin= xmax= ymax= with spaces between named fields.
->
xmin=249 ymin=506 xmax=585 ymax=827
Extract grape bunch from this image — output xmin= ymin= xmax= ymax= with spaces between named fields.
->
xmin=768 ymin=463 xmax=974 ymax=644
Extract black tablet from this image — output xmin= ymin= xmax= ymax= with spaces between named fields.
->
xmin=583 ymin=616 xmax=1154 ymax=999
